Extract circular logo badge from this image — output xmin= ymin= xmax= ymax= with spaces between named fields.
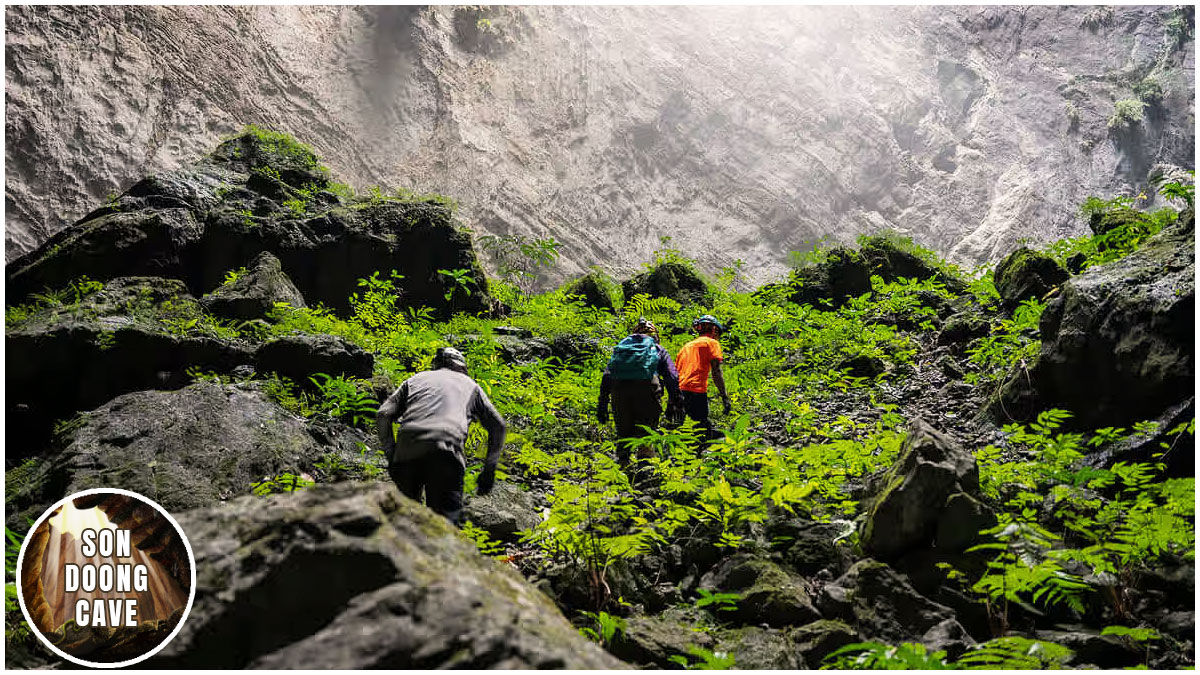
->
xmin=14 ymin=489 xmax=196 ymax=668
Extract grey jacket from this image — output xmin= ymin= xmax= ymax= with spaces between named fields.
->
xmin=377 ymin=368 xmax=506 ymax=468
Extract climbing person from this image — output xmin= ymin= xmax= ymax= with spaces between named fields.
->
xmin=676 ymin=314 xmax=732 ymax=441
xmin=597 ymin=317 xmax=682 ymax=465
xmin=377 ymin=346 xmax=506 ymax=526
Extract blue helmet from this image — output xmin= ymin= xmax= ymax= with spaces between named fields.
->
xmin=693 ymin=314 xmax=724 ymax=334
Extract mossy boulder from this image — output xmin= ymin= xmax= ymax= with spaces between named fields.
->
xmin=621 ymin=261 xmax=710 ymax=306
xmin=562 ymin=270 xmax=620 ymax=311
xmin=992 ymin=212 xmax=1194 ymax=438
xmin=817 ymin=560 xmax=955 ymax=644
xmin=858 ymin=233 xmax=967 ymax=293
xmin=767 ymin=518 xmax=851 ymax=577
xmin=1089 ymin=205 xmax=1146 ymax=237
xmin=609 ymin=611 xmax=713 ymax=668
xmin=786 ymin=247 xmax=871 ymax=308
xmin=860 ymin=418 xmax=979 ymax=561
xmin=462 ymin=481 xmax=541 ymax=543
xmin=937 ymin=311 xmax=991 ymax=347
xmin=788 ymin=620 xmax=860 ymax=667
xmin=699 ymin=554 xmax=821 ymax=627
xmin=5 ymin=276 xmax=256 ymax=458
xmin=5 ymin=381 xmax=370 ymax=532
xmin=149 ymin=481 xmax=626 ymax=668
xmin=200 ymin=251 xmax=306 ymax=321
xmin=713 ymin=626 xmax=803 ymax=669
xmin=7 ymin=130 xmax=489 ymax=318
xmin=993 ymin=247 xmax=1068 ymax=309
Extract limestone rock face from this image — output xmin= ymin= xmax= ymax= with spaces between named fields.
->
xmin=7 ymin=6 xmax=1192 ymax=283
xmin=149 ymin=481 xmax=627 ymax=669
xmin=255 ymin=334 xmax=375 ymax=386
xmin=5 ymin=276 xmax=256 ymax=456
xmin=994 ymin=212 xmax=1195 ymax=431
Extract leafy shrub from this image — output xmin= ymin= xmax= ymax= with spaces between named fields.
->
xmin=1108 ymin=99 xmax=1146 ymax=129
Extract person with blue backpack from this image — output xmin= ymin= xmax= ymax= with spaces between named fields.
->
xmin=597 ymin=317 xmax=682 ymax=465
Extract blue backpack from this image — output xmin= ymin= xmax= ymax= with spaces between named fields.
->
xmin=607 ymin=335 xmax=659 ymax=380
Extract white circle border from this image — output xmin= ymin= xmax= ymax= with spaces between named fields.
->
xmin=14 ymin=488 xmax=198 ymax=669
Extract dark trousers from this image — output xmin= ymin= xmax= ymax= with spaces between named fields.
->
xmin=681 ymin=390 xmax=713 ymax=439
xmin=612 ymin=379 xmax=661 ymax=464
xmin=389 ymin=450 xmax=465 ymax=526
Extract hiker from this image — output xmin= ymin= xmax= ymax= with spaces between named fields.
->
xmin=676 ymin=315 xmax=731 ymax=440
xmin=377 ymin=347 xmax=506 ymax=526
xmin=597 ymin=317 xmax=682 ymax=465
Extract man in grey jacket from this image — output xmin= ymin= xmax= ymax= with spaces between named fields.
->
xmin=377 ymin=347 xmax=506 ymax=525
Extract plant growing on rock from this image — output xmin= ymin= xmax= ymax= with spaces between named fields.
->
xmin=1107 ymin=99 xmax=1145 ymax=129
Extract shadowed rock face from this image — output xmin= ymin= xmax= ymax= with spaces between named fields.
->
xmin=5 ymin=6 xmax=1193 ymax=283
xmin=5 ymin=381 xmax=370 ymax=532
xmin=148 ymin=481 xmax=627 ymax=669
xmin=6 ymin=133 xmax=488 ymax=317
xmin=993 ymin=211 xmax=1195 ymax=436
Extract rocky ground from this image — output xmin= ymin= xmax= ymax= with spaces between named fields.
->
xmin=5 ymin=131 xmax=1194 ymax=669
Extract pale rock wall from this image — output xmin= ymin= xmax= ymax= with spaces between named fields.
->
xmin=5 ymin=5 xmax=1194 ymax=286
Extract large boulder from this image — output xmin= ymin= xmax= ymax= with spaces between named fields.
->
xmin=860 ymin=418 xmax=980 ymax=561
xmin=713 ymin=626 xmax=803 ymax=669
xmin=858 ymin=233 xmax=968 ymax=293
xmin=992 ymin=212 xmax=1194 ymax=432
xmin=788 ymin=620 xmax=860 ymax=667
xmin=622 ymin=261 xmax=710 ymax=306
xmin=609 ymin=611 xmax=714 ymax=668
xmin=562 ymin=270 xmax=620 ymax=311
xmin=993 ymin=247 xmax=1069 ymax=309
xmin=816 ymin=559 xmax=955 ymax=644
xmin=200 ymin=251 xmax=307 ymax=321
xmin=699 ymin=554 xmax=821 ymax=627
xmin=147 ymin=481 xmax=626 ymax=668
xmin=786 ymin=246 xmax=871 ymax=308
xmin=254 ymin=333 xmax=374 ymax=385
xmin=463 ymin=482 xmax=541 ymax=543
xmin=5 ymin=381 xmax=366 ymax=531
xmin=5 ymin=276 xmax=255 ymax=457
xmin=7 ymin=130 xmax=489 ymax=317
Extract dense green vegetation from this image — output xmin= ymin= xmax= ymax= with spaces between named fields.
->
xmin=174 ymin=174 xmax=1193 ymax=667
xmin=4 ymin=122 xmax=1193 ymax=669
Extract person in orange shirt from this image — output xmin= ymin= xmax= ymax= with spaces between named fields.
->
xmin=675 ymin=315 xmax=731 ymax=440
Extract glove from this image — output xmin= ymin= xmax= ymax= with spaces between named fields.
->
xmin=597 ymin=403 xmax=609 ymax=425
xmin=477 ymin=467 xmax=496 ymax=496
xmin=722 ymin=396 xmax=732 ymax=415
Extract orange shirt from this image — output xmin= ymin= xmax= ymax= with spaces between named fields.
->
xmin=676 ymin=336 xmax=723 ymax=393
